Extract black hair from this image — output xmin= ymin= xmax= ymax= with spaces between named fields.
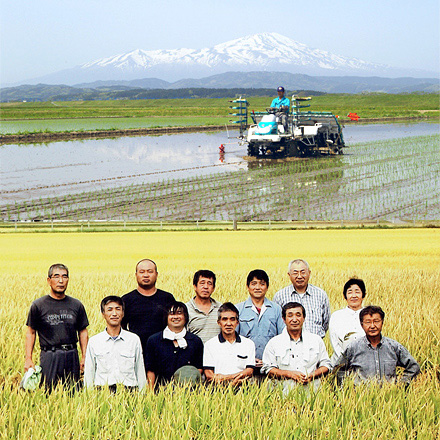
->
xmin=217 ymin=302 xmax=239 ymax=320
xmin=282 ymin=302 xmax=306 ymax=319
xmin=246 ymin=269 xmax=269 ymax=287
xmin=343 ymin=278 xmax=366 ymax=299
xmin=100 ymin=296 xmax=125 ymax=313
xmin=48 ymin=264 xmax=69 ymax=278
xmin=165 ymin=302 xmax=189 ymax=326
xmin=193 ymin=270 xmax=216 ymax=288
xmin=136 ymin=259 xmax=157 ymax=272
xmin=360 ymin=305 xmax=385 ymax=322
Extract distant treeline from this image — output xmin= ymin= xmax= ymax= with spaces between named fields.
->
xmin=0 ymin=85 xmax=324 ymax=102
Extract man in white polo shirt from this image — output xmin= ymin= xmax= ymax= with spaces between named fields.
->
xmin=203 ymin=302 xmax=255 ymax=385
xmin=84 ymin=296 xmax=146 ymax=392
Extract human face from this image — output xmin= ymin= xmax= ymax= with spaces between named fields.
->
xmin=346 ymin=284 xmax=364 ymax=311
xmin=277 ymin=90 xmax=284 ymax=98
xmin=102 ymin=301 xmax=124 ymax=328
xmin=167 ymin=309 xmax=186 ymax=332
xmin=283 ymin=307 xmax=305 ymax=333
xmin=247 ymin=278 xmax=268 ymax=301
xmin=47 ymin=268 xmax=69 ymax=295
xmin=136 ymin=260 xmax=158 ymax=289
xmin=288 ymin=262 xmax=311 ymax=292
xmin=194 ymin=276 xmax=215 ymax=300
xmin=361 ymin=313 xmax=383 ymax=339
xmin=218 ymin=311 xmax=239 ymax=337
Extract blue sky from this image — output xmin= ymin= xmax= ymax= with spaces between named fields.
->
xmin=1 ymin=0 xmax=439 ymax=84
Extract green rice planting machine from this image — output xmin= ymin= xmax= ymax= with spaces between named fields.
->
xmin=229 ymin=95 xmax=345 ymax=157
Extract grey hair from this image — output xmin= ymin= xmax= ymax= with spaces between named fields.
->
xmin=48 ymin=264 xmax=69 ymax=278
xmin=288 ymin=259 xmax=310 ymax=273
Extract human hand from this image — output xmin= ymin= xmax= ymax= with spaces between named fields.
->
xmin=24 ymin=358 xmax=35 ymax=372
xmin=80 ymin=356 xmax=86 ymax=372
xmin=255 ymin=358 xmax=263 ymax=368
xmin=289 ymin=371 xmax=307 ymax=384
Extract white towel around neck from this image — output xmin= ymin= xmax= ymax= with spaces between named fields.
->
xmin=163 ymin=327 xmax=188 ymax=348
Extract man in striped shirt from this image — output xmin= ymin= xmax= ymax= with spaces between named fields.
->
xmin=273 ymin=259 xmax=330 ymax=338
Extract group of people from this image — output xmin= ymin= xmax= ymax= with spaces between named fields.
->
xmin=25 ymin=259 xmax=420 ymax=392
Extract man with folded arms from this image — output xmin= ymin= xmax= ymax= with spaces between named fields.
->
xmin=337 ymin=305 xmax=420 ymax=385
xmin=145 ymin=302 xmax=204 ymax=388
xmin=25 ymin=264 xmax=89 ymax=392
xmin=84 ymin=296 xmax=146 ymax=392
xmin=204 ymin=302 xmax=255 ymax=385
xmin=262 ymin=302 xmax=331 ymax=393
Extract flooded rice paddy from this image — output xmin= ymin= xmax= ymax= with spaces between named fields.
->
xmin=1 ymin=122 xmax=439 ymax=222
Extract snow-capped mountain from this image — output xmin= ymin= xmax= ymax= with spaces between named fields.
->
xmin=17 ymin=33 xmax=431 ymax=86
xmin=80 ymin=33 xmax=388 ymax=80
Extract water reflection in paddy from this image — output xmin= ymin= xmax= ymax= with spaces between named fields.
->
xmin=1 ymin=122 xmax=439 ymax=202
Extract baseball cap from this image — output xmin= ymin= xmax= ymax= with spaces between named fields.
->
xmin=277 ymin=86 xmax=285 ymax=92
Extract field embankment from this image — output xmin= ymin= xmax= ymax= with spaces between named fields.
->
xmin=1 ymin=93 xmax=438 ymax=142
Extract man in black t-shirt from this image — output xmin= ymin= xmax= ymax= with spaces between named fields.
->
xmin=25 ymin=264 xmax=89 ymax=391
xmin=121 ymin=259 xmax=175 ymax=366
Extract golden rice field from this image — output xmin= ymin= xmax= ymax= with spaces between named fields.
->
xmin=1 ymin=229 xmax=439 ymax=439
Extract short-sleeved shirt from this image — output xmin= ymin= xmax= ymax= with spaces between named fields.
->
xmin=203 ymin=332 xmax=255 ymax=375
xmin=273 ymin=284 xmax=330 ymax=338
xmin=236 ymin=297 xmax=285 ymax=360
xmin=145 ymin=330 xmax=203 ymax=384
xmin=121 ymin=288 xmax=175 ymax=352
xmin=26 ymin=295 xmax=89 ymax=348
xmin=270 ymin=96 xmax=290 ymax=109
xmin=186 ymin=297 xmax=222 ymax=344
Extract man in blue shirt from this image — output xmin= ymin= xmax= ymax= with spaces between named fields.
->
xmin=236 ymin=270 xmax=285 ymax=371
xmin=270 ymin=86 xmax=290 ymax=132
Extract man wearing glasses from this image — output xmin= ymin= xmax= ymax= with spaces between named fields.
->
xmin=145 ymin=302 xmax=203 ymax=389
xmin=273 ymin=259 xmax=330 ymax=338
xmin=336 ymin=305 xmax=420 ymax=384
xmin=25 ymin=264 xmax=89 ymax=391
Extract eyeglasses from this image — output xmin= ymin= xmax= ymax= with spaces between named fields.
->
xmin=291 ymin=270 xmax=308 ymax=277
xmin=50 ymin=274 xmax=68 ymax=280
xmin=362 ymin=319 xmax=382 ymax=325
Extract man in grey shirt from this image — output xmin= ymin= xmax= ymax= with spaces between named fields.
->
xmin=186 ymin=270 xmax=221 ymax=344
xmin=337 ymin=305 xmax=420 ymax=385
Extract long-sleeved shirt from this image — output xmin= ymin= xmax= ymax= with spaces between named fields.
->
xmin=273 ymin=284 xmax=330 ymax=338
xmin=329 ymin=306 xmax=365 ymax=365
xmin=84 ymin=328 xmax=146 ymax=390
xmin=337 ymin=335 xmax=420 ymax=384
xmin=236 ymin=297 xmax=285 ymax=359
xmin=262 ymin=328 xmax=331 ymax=392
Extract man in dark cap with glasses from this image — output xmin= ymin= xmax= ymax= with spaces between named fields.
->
xmin=270 ymin=86 xmax=290 ymax=132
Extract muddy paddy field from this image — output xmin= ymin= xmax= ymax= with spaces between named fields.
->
xmin=1 ymin=122 xmax=439 ymax=223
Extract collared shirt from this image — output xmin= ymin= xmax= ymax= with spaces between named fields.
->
xmin=203 ymin=332 xmax=255 ymax=375
xmin=84 ymin=329 xmax=146 ymax=390
xmin=270 ymin=96 xmax=290 ymax=109
xmin=329 ymin=306 xmax=365 ymax=365
xmin=236 ymin=297 xmax=285 ymax=359
xmin=145 ymin=330 xmax=203 ymax=384
xmin=338 ymin=335 xmax=420 ymax=384
xmin=261 ymin=328 xmax=331 ymax=391
xmin=186 ymin=297 xmax=222 ymax=344
xmin=273 ymin=284 xmax=330 ymax=337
